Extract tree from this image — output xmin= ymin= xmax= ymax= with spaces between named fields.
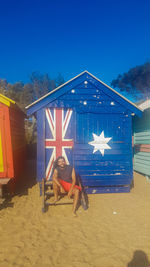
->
xmin=111 ymin=62 xmax=150 ymax=101
xmin=55 ymin=72 xmax=65 ymax=87
xmin=0 ymin=79 xmax=8 ymax=94
xmin=19 ymin=83 xmax=34 ymax=109
xmin=0 ymin=72 xmax=65 ymax=144
xmin=30 ymin=72 xmax=56 ymax=100
xmin=25 ymin=72 xmax=65 ymax=143
xmin=0 ymin=79 xmax=25 ymax=108
xmin=0 ymin=72 xmax=65 ymax=110
xmin=6 ymin=82 xmax=24 ymax=103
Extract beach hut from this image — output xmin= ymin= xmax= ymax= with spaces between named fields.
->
xmin=0 ymin=94 xmax=26 ymax=197
xmin=26 ymin=71 xmax=142 ymax=194
xmin=133 ymin=99 xmax=150 ymax=177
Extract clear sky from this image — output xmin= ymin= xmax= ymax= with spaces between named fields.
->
xmin=0 ymin=0 xmax=150 ymax=87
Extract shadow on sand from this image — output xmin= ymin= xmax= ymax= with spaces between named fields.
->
xmin=0 ymin=158 xmax=37 ymax=210
xmin=0 ymin=197 xmax=14 ymax=210
xmin=15 ymin=159 xmax=37 ymax=197
xmin=127 ymin=250 xmax=150 ymax=267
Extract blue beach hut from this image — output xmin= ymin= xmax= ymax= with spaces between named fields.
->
xmin=26 ymin=71 xmax=142 ymax=193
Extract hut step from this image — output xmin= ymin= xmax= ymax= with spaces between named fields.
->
xmin=45 ymin=191 xmax=53 ymax=196
xmin=45 ymin=181 xmax=53 ymax=186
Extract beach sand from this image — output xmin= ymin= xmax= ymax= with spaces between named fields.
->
xmin=0 ymin=161 xmax=150 ymax=267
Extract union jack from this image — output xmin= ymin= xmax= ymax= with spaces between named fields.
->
xmin=45 ymin=108 xmax=74 ymax=180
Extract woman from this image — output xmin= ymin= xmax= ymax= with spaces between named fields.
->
xmin=52 ymin=156 xmax=82 ymax=216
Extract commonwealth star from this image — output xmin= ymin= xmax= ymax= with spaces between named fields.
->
xmin=88 ymin=131 xmax=112 ymax=156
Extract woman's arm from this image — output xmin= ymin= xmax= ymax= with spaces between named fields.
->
xmin=52 ymin=169 xmax=64 ymax=190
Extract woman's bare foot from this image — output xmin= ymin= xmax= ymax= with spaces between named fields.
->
xmin=52 ymin=197 xmax=59 ymax=204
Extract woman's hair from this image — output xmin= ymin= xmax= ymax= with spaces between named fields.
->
xmin=52 ymin=156 xmax=65 ymax=174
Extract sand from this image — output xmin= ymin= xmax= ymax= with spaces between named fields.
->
xmin=0 ymin=161 xmax=150 ymax=267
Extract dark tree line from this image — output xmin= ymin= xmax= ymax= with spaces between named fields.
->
xmin=0 ymin=72 xmax=65 ymax=111
xmin=0 ymin=72 xmax=65 ymax=144
xmin=111 ymin=62 xmax=150 ymax=102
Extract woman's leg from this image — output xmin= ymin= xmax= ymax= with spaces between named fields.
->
xmin=72 ymin=188 xmax=80 ymax=215
xmin=52 ymin=180 xmax=60 ymax=202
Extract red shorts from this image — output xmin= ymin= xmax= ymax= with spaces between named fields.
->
xmin=59 ymin=179 xmax=82 ymax=192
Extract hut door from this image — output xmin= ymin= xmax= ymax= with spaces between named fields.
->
xmin=45 ymin=108 xmax=74 ymax=180
xmin=0 ymin=108 xmax=7 ymax=177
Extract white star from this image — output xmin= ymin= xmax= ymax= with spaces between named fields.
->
xmin=88 ymin=131 xmax=112 ymax=156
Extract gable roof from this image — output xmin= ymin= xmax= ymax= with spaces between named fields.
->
xmin=0 ymin=93 xmax=26 ymax=117
xmin=26 ymin=70 xmax=142 ymax=117
xmin=0 ymin=93 xmax=15 ymax=107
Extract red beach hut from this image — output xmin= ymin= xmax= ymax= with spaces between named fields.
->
xmin=0 ymin=94 xmax=26 ymax=197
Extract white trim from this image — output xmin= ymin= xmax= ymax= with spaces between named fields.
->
xmin=45 ymin=108 xmax=55 ymax=139
xmin=62 ymin=109 xmax=73 ymax=139
xmin=46 ymin=148 xmax=55 ymax=180
xmin=26 ymin=70 xmax=142 ymax=112
xmin=138 ymin=99 xmax=150 ymax=111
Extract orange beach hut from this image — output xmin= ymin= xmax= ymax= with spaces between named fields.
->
xmin=0 ymin=94 xmax=26 ymax=197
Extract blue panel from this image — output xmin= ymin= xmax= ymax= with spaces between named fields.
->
xmin=37 ymin=109 xmax=45 ymax=182
xmin=81 ymin=176 xmax=132 ymax=186
xmin=83 ymin=73 xmax=142 ymax=117
xmin=75 ymin=113 xmax=132 ymax=143
xmin=75 ymin=160 xmax=131 ymax=168
xmin=47 ymin=101 xmax=126 ymax=114
xmin=48 ymin=82 xmax=128 ymax=113
xmin=74 ymin=154 xmax=132 ymax=160
xmin=27 ymin=72 xmax=88 ymax=115
xmin=85 ymin=186 xmax=130 ymax=194
xmin=27 ymin=71 xmax=142 ymax=117
xmin=76 ymin=166 xmax=132 ymax=173
xmin=73 ymin=112 xmax=133 ymax=187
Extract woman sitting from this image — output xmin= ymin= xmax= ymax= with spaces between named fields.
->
xmin=52 ymin=156 xmax=81 ymax=216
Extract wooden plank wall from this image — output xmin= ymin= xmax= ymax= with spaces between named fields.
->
xmin=46 ymin=80 xmax=133 ymax=187
xmin=48 ymin=81 xmax=126 ymax=114
xmin=134 ymin=109 xmax=150 ymax=176
xmin=74 ymin=112 xmax=132 ymax=187
xmin=0 ymin=104 xmax=14 ymax=178
xmin=9 ymin=107 xmax=26 ymax=177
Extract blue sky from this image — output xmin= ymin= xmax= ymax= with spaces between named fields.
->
xmin=0 ymin=0 xmax=150 ymax=88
